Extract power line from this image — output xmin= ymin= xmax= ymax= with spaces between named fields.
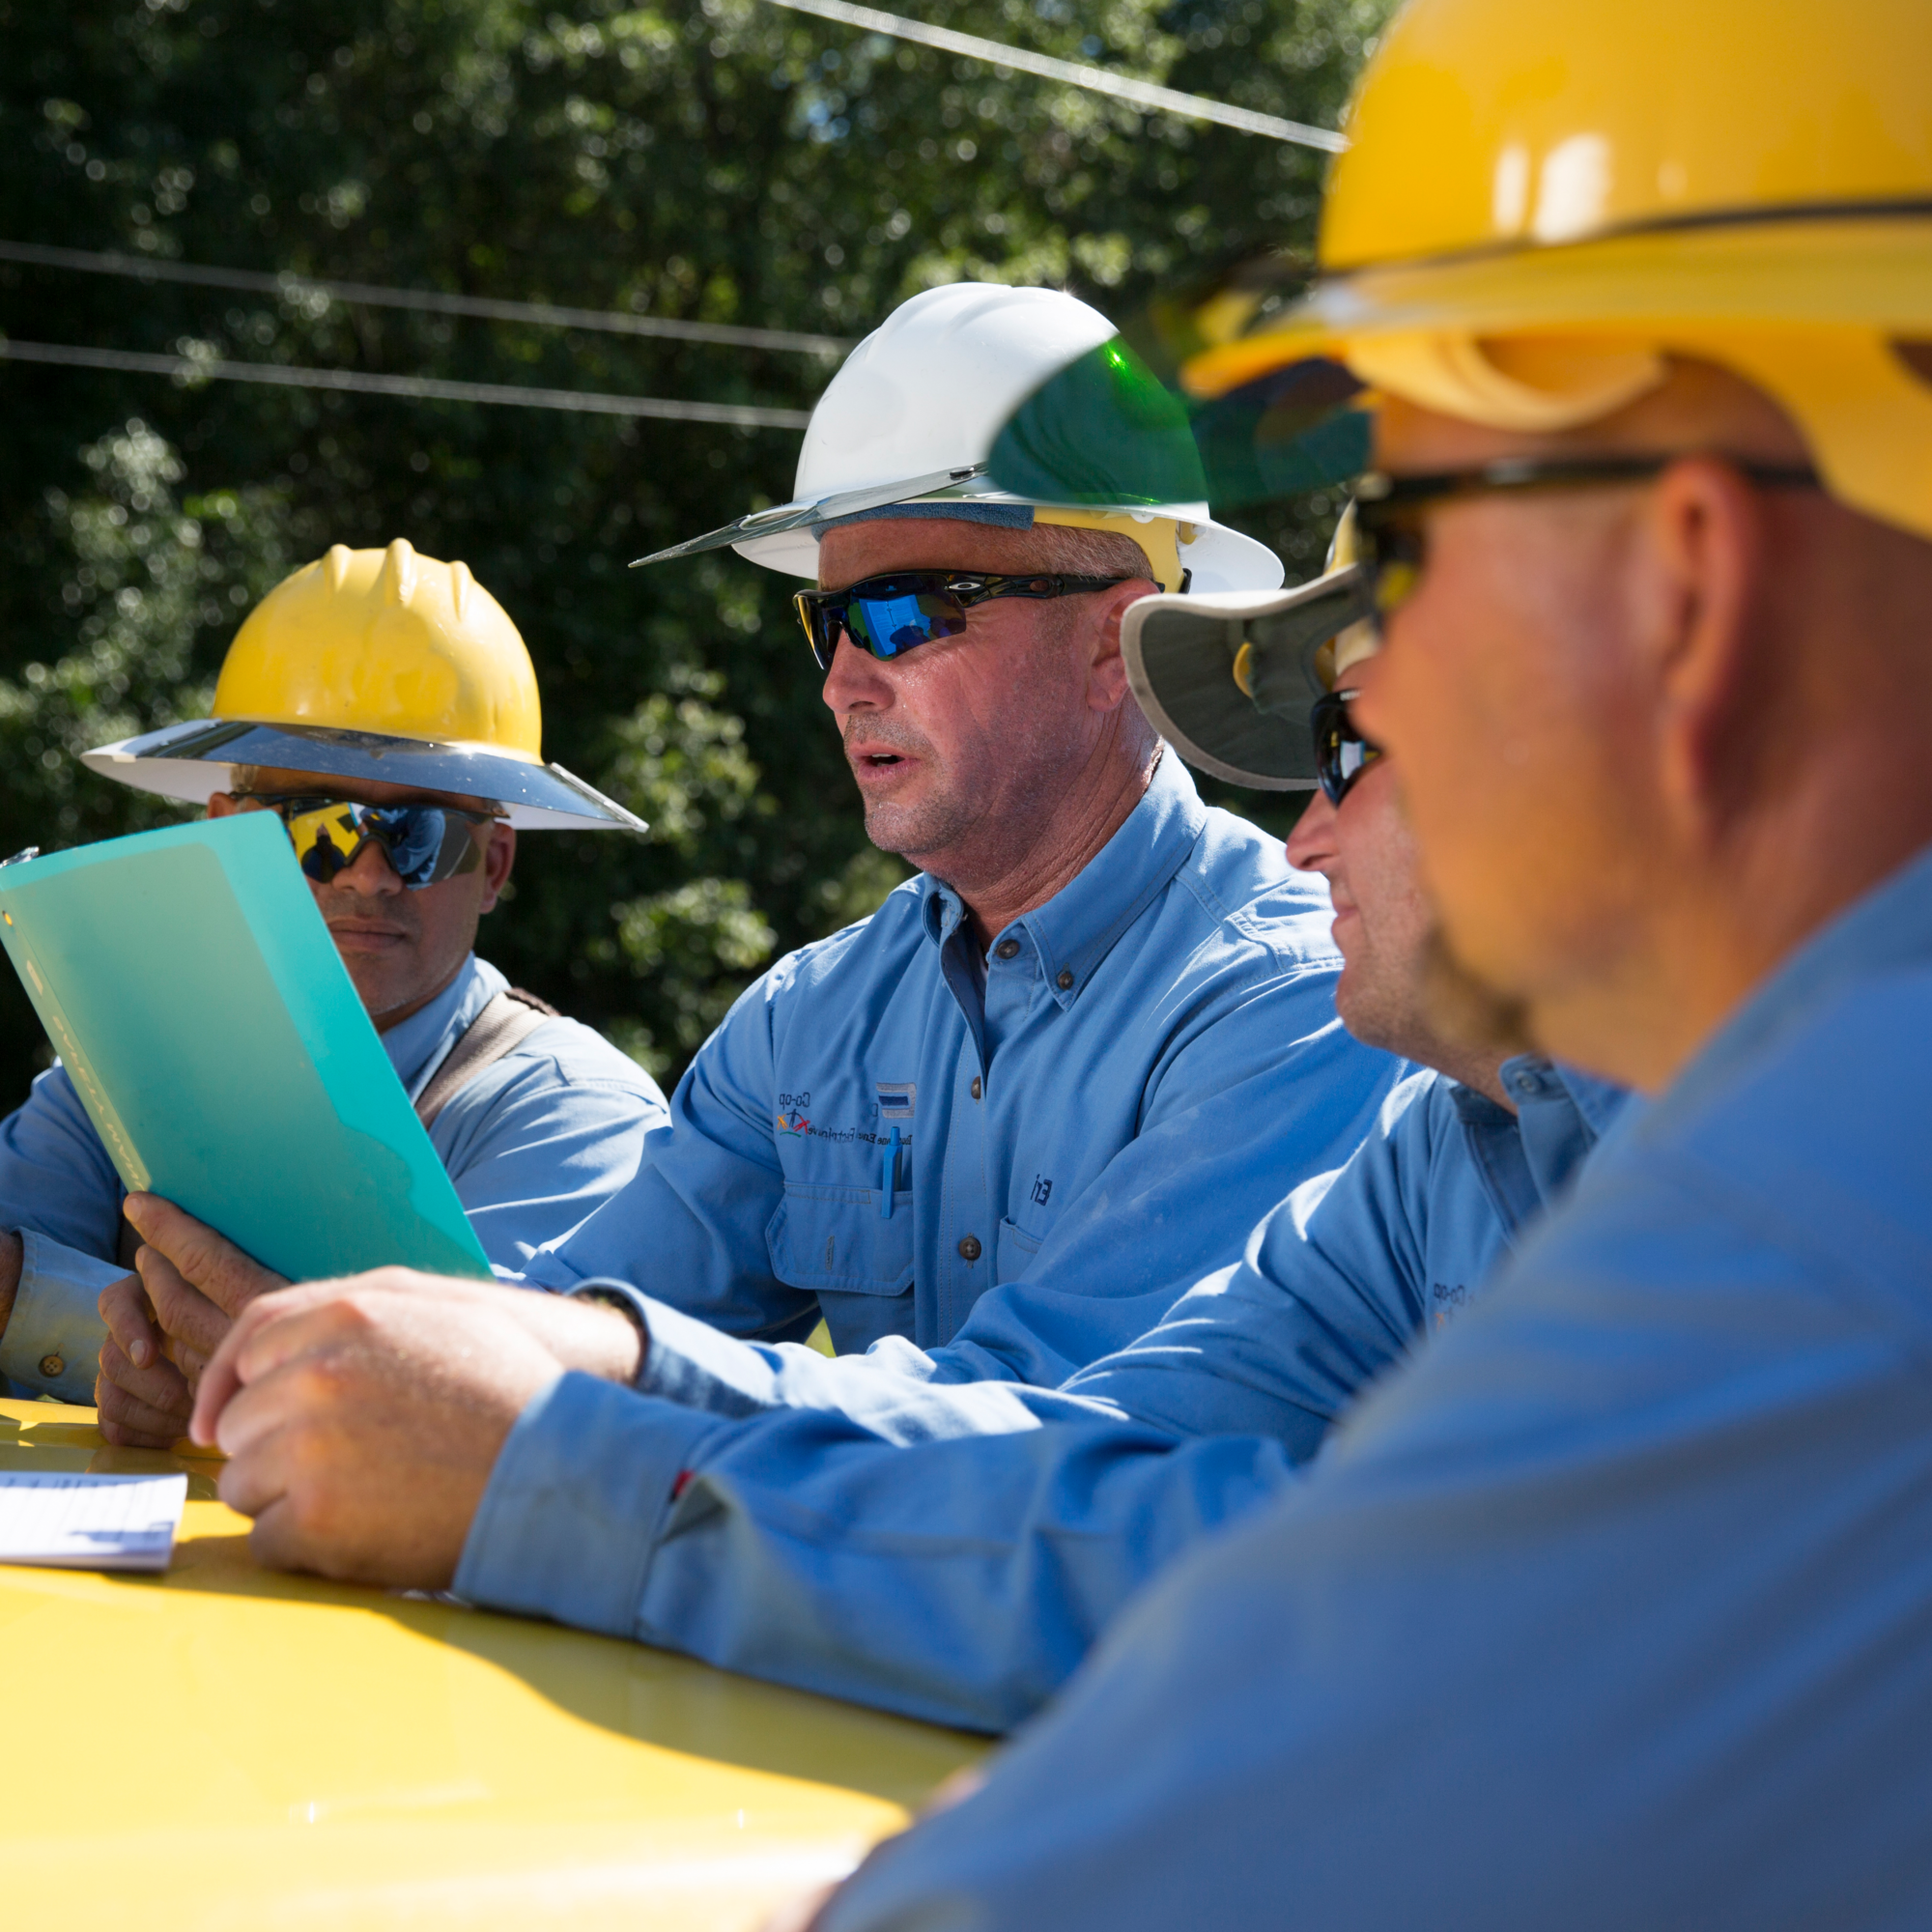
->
xmin=0 ymin=241 xmax=853 ymax=356
xmin=0 ymin=338 xmax=812 ymax=429
xmin=762 ymin=0 xmax=1349 ymax=153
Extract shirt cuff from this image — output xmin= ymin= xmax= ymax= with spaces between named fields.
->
xmin=571 ymin=1276 xmax=791 ymax=1415
xmin=453 ymin=1370 xmax=727 ymax=1639
xmin=0 ymin=1231 xmax=124 ymax=1404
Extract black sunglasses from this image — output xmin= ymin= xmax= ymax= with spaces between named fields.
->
xmin=1348 ymin=454 xmax=1820 ymax=634
xmin=794 ymin=570 xmax=1137 ymax=673
xmin=241 ymin=795 xmax=494 ymax=891
xmin=1311 ymin=691 xmax=1383 ymax=807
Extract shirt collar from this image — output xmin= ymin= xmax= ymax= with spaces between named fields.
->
xmin=380 ymin=952 xmax=505 ymax=1097
xmin=1653 ymin=838 xmax=1932 ymax=1130
xmin=918 ymin=753 xmax=1208 ymax=1008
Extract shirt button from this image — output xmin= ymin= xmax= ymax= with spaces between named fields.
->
xmin=957 ymin=1236 xmax=982 ymax=1262
xmin=1057 ymin=969 xmax=1074 ymax=990
xmin=970 ymin=1076 xmax=982 ymax=1099
xmin=39 ymin=1354 xmax=64 ymax=1378
xmin=994 ymin=939 xmax=1021 ymax=960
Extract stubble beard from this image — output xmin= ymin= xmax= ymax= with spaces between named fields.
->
xmin=1419 ymin=922 xmax=1539 ymax=1061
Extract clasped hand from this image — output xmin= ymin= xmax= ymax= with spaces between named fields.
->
xmin=95 ymin=1198 xmax=645 ymax=1587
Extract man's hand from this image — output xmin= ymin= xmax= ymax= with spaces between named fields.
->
xmin=188 ymin=1270 xmax=570 ymax=1588
xmin=93 ymin=1195 xmax=290 ymax=1447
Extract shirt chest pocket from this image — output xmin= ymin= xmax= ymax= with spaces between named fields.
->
xmin=766 ymin=1181 xmax=915 ymax=1296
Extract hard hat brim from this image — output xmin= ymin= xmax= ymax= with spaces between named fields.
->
xmin=631 ymin=465 xmax=993 ymax=569
xmin=1184 ymin=213 xmax=1932 ymax=398
xmin=81 ymin=721 xmax=647 ymax=835
xmin=1122 ymin=568 xmax=1373 ymax=791
xmin=1179 ymin=212 xmax=1932 ymax=542
xmin=633 ymin=460 xmax=1284 ymax=595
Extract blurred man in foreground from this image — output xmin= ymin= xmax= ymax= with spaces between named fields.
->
xmin=785 ymin=1 xmax=1932 ymax=1924
xmin=0 ymin=541 xmax=662 ymax=1425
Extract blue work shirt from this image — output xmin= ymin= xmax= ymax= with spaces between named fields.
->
xmin=812 ymin=842 xmax=1932 ymax=1932
xmin=0 ymin=953 xmax=666 ymax=1402
xmin=522 ymin=753 xmax=1401 ymax=1359
xmin=456 ymin=1058 xmax=1627 ymax=1731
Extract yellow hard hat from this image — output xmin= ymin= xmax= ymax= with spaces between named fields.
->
xmin=83 ymin=541 xmax=643 ymax=833
xmin=1181 ymin=0 xmax=1932 ymax=541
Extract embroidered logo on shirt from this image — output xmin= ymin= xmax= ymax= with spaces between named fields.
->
xmin=876 ymin=1081 xmax=916 ymax=1119
xmin=778 ymin=1089 xmax=811 ymax=1134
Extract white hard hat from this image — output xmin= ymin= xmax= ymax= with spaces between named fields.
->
xmin=635 ymin=284 xmax=1283 ymax=596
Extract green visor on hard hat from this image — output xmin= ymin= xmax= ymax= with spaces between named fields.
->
xmin=986 ymin=334 xmax=1372 ymax=514
xmin=988 ymin=311 xmax=1379 ymax=791
xmin=1121 ymin=563 xmax=1375 ymax=791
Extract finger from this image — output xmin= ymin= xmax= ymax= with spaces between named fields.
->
xmin=191 ymin=1283 xmax=349 ymax=1447
xmin=95 ymin=1344 xmax=194 ymax=1447
xmin=215 ymin=1392 xmax=304 ymax=1519
xmin=246 ymin=1494 xmax=320 ymax=1576
xmin=97 ymin=1330 xmax=193 ymax=1414
xmin=138 ymin=1244 xmax=234 ymax=1362
xmin=124 ymin=1194 xmax=288 ymax=1318
xmin=97 ymin=1273 xmax=161 ymax=1370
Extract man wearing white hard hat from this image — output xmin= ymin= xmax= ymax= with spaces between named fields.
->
xmin=455 ymin=280 xmax=1403 ymax=1376
xmin=0 ymin=541 xmax=666 ymax=1433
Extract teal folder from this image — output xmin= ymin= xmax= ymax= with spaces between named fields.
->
xmin=0 ymin=813 xmax=493 ymax=1282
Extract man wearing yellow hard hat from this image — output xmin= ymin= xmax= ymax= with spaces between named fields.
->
xmin=773 ymin=0 xmax=1932 ymax=1923
xmin=0 ymin=540 xmax=664 ymax=1430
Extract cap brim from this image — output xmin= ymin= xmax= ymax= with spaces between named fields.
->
xmin=1122 ymin=568 xmax=1371 ymax=791
xmin=81 ymin=721 xmax=647 ymax=834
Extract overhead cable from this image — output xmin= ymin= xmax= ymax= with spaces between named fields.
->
xmin=0 ymin=241 xmax=853 ymax=356
xmin=0 ymin=338 xmax=812 ymax=429
xmin=761 ymin=0 xmax=1350 ymax=153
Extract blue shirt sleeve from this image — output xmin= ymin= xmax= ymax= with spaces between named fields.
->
xmin=0 ymin=1065 xmax=132 ymax=1400
xmin=451 ymin=1083 xmax=1510 ymax=1732
xmin=611 ymin=1070 xmax=1463 ymax=1452
xmin=810 ymin=980 xmax=1932 ymax=1930
xmin=0 ymin=1065 xmax=128 ymax=1263
xmin=454 ymin=1370 xmax=1303 ymax=1733
xmin=520 ymin=977 xmax=823 ymax=1338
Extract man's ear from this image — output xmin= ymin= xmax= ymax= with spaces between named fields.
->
xmin=477 ymin=823 xmax=516 ymax=915
xmin=206 ymin=791 xmax=241 ymax=819
xmin=1084 ymin=579 xmax=1157 ymax=714
xmin=1639 ymin=458 xmax=1772 ymax=838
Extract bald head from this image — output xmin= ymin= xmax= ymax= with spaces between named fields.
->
xmin=1350 ymin=358 xmax=1932 ymax=1092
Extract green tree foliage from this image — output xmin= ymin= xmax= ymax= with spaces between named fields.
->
xmin=0 ymin=0 xmax=1390 ymax=1102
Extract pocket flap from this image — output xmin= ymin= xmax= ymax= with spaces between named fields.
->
xmin=767 ymin=1182 xmax=916 ymax=1296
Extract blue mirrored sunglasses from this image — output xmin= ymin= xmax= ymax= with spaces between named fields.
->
xmin=794 ymin=570 xmax=1136 ymax=672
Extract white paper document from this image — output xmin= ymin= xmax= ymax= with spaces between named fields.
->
xmin=0 ymin=1471 xmax=188 ymax=1572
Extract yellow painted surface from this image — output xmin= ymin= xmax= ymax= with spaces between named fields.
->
xmin=0 ymin=1399 xmax=984 ymax=1930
